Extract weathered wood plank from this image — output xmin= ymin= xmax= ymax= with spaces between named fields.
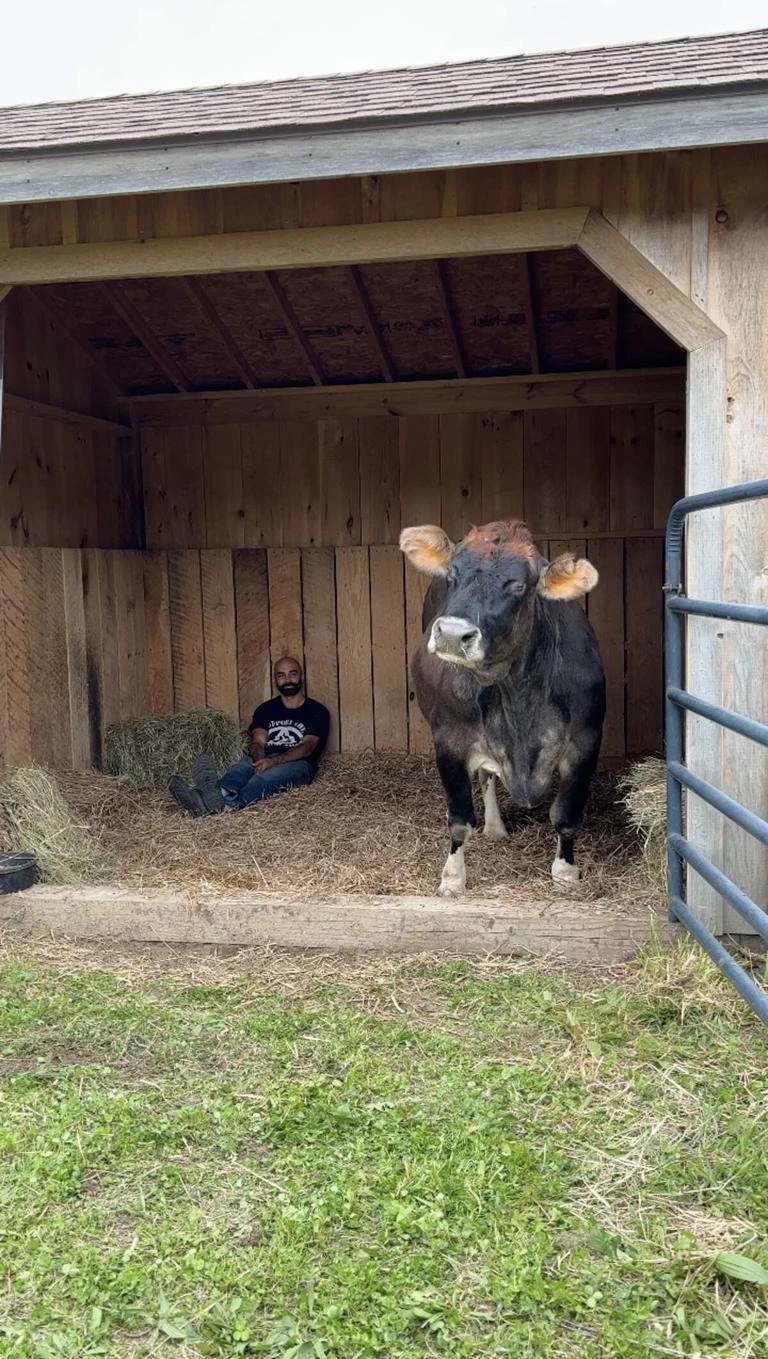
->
xmin=439 ymin=413 xmax=482 ymax=541
xmin=200 ymin=550 xmax=239 ymax=718
xmin=142 ymin=551 xmax=174 ymax=714
xmin=301 ymin=548 xmax=340 ymax=752
xmin=267 ymin=548 xmax=303 ymax=665
xmin=0 ymin=547 xmax=32 ymax=765
xmin=167 ymin=550 xmax=206 ymax=711
xmin=479 ymin=410 xmax=524 ymax=525
xmin=370 ymin=545 xmax=408 ymax=751
xmin=359 ymin=416 xmax=400 ymax=544
xmin=609 ymin=404 xmax=655 ymax=532
xmin=653 ymin=402 xmax=685 ymax=530
xmin=241 ymin=422 xmax=282 ymax=547
xmin=113 ymin=550 xmax=148 ymax=720
xmin=524 ymin=408 xmax=566 ymax=535
xmin=565 ymin=406 xmax=610 ymax=534
xmin=62 ymin=548 xmax=90 ymax=769
xmin=233 ymin=548 xmax=271 ymax=727
xmin=279 ymin=421 xmax=321 ymax=548
xmin=335 ymin=547 xmax=374 ymax=752
xmin=586 ymin=538 xmax=625 ymax=763
xmin=204 ymin=423 xmax=244 ymax=548
xmin=625 ymin=538 xmax=664 ymax=757
xmin=319 ymin=418 xmax=360 ymax=545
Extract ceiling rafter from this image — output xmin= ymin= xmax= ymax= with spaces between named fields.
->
xmin=347 ymin=265 xmax=394 ymax=383
xmin=263 ymin=271 xmax=324 ymax=386
xmin=520 ymin=254 xmax=540 ymax=374
xmin=181 ymin=277 xmax=261 ymax=390
xmin=434 ymin=261 xmax=466 ymax=379
xmin=26 ymin=286 xmax=125 ymax=395
xmin=100 ymin=280 xmax=192 ymax=393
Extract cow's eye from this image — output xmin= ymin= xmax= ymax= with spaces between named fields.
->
xmin=506 ymin=579 xmax=526 ymax=596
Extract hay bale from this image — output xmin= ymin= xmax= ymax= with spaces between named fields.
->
xmin=620 ymin=758 xmax=667 ymax=898
xmin=0 ymin=767 xmax=114 ymax=886
xmin=104 ymin=708 xmax=245 ymax=789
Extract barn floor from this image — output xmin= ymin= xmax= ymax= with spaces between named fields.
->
xmin=50 ymin=754 xmax=653 ymax=907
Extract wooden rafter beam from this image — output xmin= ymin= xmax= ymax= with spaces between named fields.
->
xmin=0 ymin=285 xmax=12 ymax=306
xmin=100 ymin=281 xmax=192 ymax=393
xmin=520 ymin=253 xmax=540 ymax=375
xmin=263 ymin=271 xmax=324 ymax=386
xmin=434 ymin=261 xmax=466 ymax=379
xmin=26 ymin=286 xmax=124 ymax=396
xmin=181 ymin=277 xmax=260 ymax=390
xmin=347 ymin=265 xmax=394 ymax=383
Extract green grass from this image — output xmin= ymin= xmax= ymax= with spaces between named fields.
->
xmin=0 ymin=942 xmax=767 ymax=1358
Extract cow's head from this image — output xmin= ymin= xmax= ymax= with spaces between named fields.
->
xmin=399 ymin=519 xmax=598 ymax=676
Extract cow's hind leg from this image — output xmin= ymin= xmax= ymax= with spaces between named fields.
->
xmin=479 ymin=769 xmax=508 ymax=840
xmin=549 ymin=736 xmax=600 ymax=886
xmin=436 ymin=751 xmax=477 ymax=898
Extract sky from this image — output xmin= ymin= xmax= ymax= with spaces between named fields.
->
xmin=3 ymin=0 xmax=767 ymax=107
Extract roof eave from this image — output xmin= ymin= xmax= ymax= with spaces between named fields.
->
xmin=1 ymin=85 xmax=767 ymax=207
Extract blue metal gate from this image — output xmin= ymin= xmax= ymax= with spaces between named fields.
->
xmin=664 ymin=479 xmax=768 ymax=1025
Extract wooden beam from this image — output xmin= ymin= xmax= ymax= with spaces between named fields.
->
xmin=101 ymin=281 xmax=192 ymax=393
xmin=3 ymin=391 xmax=131 ymax=436
xmin=128 ymin=366 xmax=685 ymax=426
xmin=434 ymin=260 xmax=466 ymax=378
xmin=520 ymin=253 xmax=540 ymax=374
xmin=578 ymin=209 xmax=724 ymax=351
xmin=0 ymin=208 xmax=589 ymax=286
xmin=0 ymin=285 xmax=12 ymax=306
xmin=181 ymin=277 xmax=260 ymax=389
xmin=347 ymin=265 xmax=394 ymax=383
xmin=263 ymin=270 xmax=324 ymax=386
xmin=27 ymin=286 xmax=124 ymax=395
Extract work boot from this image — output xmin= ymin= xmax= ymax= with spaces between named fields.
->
xmin=168 ymin=776 xmax=207 ymax=818
xmin=190 ymin=754 xmax=225 ymax=814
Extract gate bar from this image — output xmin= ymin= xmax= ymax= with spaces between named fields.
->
xmin=668 ymin=761 xmax=768 ymax=847
xmin=667 ymin=597 xmax=768 ymax=626
xmin=669 ymin=896 xmax=768 ymax=1026
xmin=667 ymin=688 xmax=768 ymax=750
xmin=669 ymin=833 xmax=768 ymax=943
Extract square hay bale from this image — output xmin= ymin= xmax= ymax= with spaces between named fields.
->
xmin=105 ymin=709 xmax=245 ymax=789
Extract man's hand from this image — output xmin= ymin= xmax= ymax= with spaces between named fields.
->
xmin=252 ymin=757 xmax=277 ymax=775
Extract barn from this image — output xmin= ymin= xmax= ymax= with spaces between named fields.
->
xmin=0 ymin=29 xmax=766 ymax=959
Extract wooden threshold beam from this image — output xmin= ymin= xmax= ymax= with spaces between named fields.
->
xmin=101 ymin=281 xmax=192 ymax=393
xmin=4 ymin=391 xmax=132 ymax=436
xmin=126 ymin=366 xmax=686 ymax=426
xmin=520 ymin=254 xmax=540 ymax=374
xmin=0 ymin=208 xmax=589 ymax=286
xmin=182 ymin=277 xmax=260 ymax=389
xmin=26 ymin=286 xmax=125 ymax=396
xmin=434 ymin=260 xmax=467 ymax=379
xmin=263 ymin=270 xmax=324 ymax=386
xmin=348 ymin=265 xmax=394 ymax=383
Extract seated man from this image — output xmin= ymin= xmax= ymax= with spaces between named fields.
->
xmin=169 ymin=657 xmax=330 ymax=817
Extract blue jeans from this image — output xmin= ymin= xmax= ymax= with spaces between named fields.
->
xmin=218 ymin=757 xmax=314 ymax=809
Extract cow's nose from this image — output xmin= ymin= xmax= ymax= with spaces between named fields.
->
xmin=430 ymin=616 xmax=483 ymax=657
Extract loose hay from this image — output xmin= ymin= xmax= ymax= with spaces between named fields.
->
xmin=0 ymin=767 xmax=114 ymax=886
xmin=620 ymin=757 xmax=667 ymax=900
xmin=105 ymin=708 xmax=245 ymax=789
xmin=57 ymin=755 xmax=650 ymax=905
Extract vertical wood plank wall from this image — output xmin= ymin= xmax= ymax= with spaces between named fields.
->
xmin=0 ymin=401 xmax=683 ymax=769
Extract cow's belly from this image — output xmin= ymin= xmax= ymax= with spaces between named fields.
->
xmin=469 ymin=719 xmax=568 ymax=808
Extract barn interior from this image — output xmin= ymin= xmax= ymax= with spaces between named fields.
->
xmin=0 ymin=228 xmax=685 ymax=900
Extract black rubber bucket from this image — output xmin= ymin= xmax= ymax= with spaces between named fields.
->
xmin=0 ymin=852 xmax=38 ymax=894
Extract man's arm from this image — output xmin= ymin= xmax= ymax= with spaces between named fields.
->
xmin=249 ymin=727 xmax=268 ymax=761
xmin=253 ymin=734 xmax=319 ymax=774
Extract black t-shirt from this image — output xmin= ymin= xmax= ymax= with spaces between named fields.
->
xmin=248 ymin=697 xmax=330 ymax=763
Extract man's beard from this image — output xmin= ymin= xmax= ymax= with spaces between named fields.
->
xmin=277 ymin=682 xmax=301 ymax=696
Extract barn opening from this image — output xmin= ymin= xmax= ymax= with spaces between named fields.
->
xmin=0 ymin=231 xmax=685 ymax=916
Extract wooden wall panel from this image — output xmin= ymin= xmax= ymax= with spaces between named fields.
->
xmin=0 ymin=547 xmax=32 ymax=766
xmin=200 ymin=549 xmax=239 ymax=718
xmin=62 ymin=548 xmax=90 ymax=770
xmin=586 ymin=539 xmax=625 ymax=763
xmin=625 ymin=537 xmax=664 ymax=757
xmin=234 ymin=549 xmax=271 ymax=727
xmin=370 ymin=546 xmax=408 ymax=752
xmin=359 ymin=417 xmax=400 ymax=544
xmin=267 ymin=548 xmax=304 ymax=664
xmin=142 ymin=551 xmax=174 ymax=714
xmin=301 ymin=548 xmax=340 ymax=753
xmin=336 ymin=547 xmax=374 ymax=752
xmin=168 ymin=550 xmax=206 ymax=710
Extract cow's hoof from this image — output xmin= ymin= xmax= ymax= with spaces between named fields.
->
xmin=438 ymin=879 xmax=464 ymax=899
xmin=483 ymin=824 xmax=509 ymax=841
xmin=551 ymin=857 xmax=581 ymax=885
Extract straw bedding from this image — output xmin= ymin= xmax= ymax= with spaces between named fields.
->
xmin=619 ymin=757 xmax=668 ymax=898
xmin=22 ymin=754 xmax=653 ymax=905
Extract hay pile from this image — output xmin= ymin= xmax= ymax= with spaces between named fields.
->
xmin=105 ymin=709 xmax=245 ymax=789
xmin=57 ymin=757 xmax=648 ymax=904
xmin=0 ymin=767 xmax=114 ymax=885
xmin=620 ymin=758 xmax=667 ymax=899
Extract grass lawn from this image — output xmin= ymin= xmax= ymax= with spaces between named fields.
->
xmin=0 ymin=939 xmax=767 ymax=1358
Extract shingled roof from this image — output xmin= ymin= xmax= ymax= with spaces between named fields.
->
xmin=2 ymin=28 xmax=767 ymax=153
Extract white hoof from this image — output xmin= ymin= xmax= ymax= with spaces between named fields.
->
xmin=483 ymin=823 xmax=509 ymax=841
xmin=551 ymin=857 xmax=581 ymax=885
xmin=437 ymin=880 xmax=464 ymax=899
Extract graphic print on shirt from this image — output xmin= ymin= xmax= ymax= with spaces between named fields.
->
xmin=267 ymin=720 xmax=306 ymax=748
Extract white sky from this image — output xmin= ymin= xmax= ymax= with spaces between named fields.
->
xmin=3 ymin=0 xmax=767 ymax=107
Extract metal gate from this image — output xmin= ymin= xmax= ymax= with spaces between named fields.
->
xmin=664 ymin=478 xmax=768 ymax=1025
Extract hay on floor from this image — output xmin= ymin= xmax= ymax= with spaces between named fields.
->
xmin=105 ymin=708 xmax=245 ymax=789
xmin=0 ymin=767 xmax=114 ymax=885
xmin=57 ymin=755 xmax=649 ymax=905
xmin=619 ymin=757 xmax=667 ymax=900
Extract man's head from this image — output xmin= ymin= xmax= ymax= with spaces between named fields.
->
xmin=274 ymin=656 xmax=304 ymax=698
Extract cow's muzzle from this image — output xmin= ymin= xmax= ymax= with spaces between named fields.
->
xmin=428 ymin=615 xmax=485 ymax=664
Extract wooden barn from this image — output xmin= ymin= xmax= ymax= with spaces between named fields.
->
xmin=0 ymin=27 xmax=766 ymax=945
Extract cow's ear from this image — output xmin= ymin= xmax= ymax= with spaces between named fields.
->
xmin=538 ymin=552 xmax=599 ymax=600
xmin=399 ymin=525 xmax=454 ymax=576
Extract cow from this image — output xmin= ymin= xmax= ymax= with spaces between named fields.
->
xmin=399 ymin=518 xmax=605 ymax=898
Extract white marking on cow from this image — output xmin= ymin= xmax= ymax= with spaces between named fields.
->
xmin=481 ymin=774 xmax=508 ymax=840
xmin=467 ymin=746 xmax=505 ymax=780
xmin=551 ymin=857 xmax=581 ymax=885
xmin=438 ymin=825 xmax=472 ymax=898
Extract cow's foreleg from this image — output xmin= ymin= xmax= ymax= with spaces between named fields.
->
xmin=549 ymin=737 xmax=600 ymax=886
xmin=478 ymin=769 xmax=508 ymax=840
xmin=436 ymin=752 xmax=476 ymax=898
